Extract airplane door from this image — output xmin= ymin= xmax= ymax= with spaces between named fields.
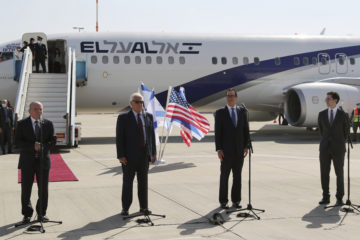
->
xmin=318 ymin=53 xmax=330 ymax=74
xmin=335 ymin=53 xmax=348 ymax=74
xmin=22 ymin=32 xmax=48 ymax=71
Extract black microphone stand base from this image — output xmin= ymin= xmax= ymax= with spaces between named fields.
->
xmin=123 ymin=210 xmax=165 ymax=226
xmin=227 ymin=203 xmax=265 ymax=220
xmin=14 ymin=218 xmax=62 ymax=233
xmin=340 ymin=200 xmax=360 ymax=213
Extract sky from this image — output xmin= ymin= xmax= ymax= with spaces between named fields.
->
xmin=1 ymin=0 xmax=360 ymax=43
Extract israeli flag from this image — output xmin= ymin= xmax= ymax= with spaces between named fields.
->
xmin=140 ymin=83 xmax=167 ymax=145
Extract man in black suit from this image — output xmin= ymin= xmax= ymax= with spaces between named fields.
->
xmin=215 ymin=88 xmax=249 ymax=209
xmin=35 ymin=36 xmax=47 ymax=73
xmin=15 ymin=101 xmax=56 ymax=223
xmin=116 ymin=93 xmax=157 ymax=216
xmin=0 ymin=99 xmax=14 ymax=154
xmin=318 ymin=91 xmax=350 ymax=206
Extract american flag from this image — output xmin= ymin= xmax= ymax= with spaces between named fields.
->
xmin=166 ymin=88 xmax=210 ymax=146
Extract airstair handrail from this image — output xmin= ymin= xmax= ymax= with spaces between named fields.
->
xmin=70 ymin=49 xmax=76 ymax=146
xmin=14 ymin=47 xmax=32 ymax=121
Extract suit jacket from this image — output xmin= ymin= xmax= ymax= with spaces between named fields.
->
xmin=15 ymin=117 xmax=56 ymax=170
xmin=35 ymin=43 xmax=47 ymax=60
xmin=318 ymin=108 xmax=350 ymax=154
xmin=215 ymin=106 xmax=250 ymax=158
xmin=116 ymin=110 xmax=156 ymax=166
xmin=0 ymin=106 xmax=13 ymax=129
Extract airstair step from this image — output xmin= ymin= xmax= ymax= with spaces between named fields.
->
xmin=28 ymin=83 xmax=68 ymax=88
xmin=27 ymin=88 xmax=67 ymax=93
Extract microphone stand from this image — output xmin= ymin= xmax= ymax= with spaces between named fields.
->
xmin=123 ymin=109 xmax=165 ymax=226
xmin=15 ymin=117 xmax=62 ymax=232
xmin=339 ymin=122 xmax=359 ymax=213
xmin=227 ymin=104 xmax=265 ymax=220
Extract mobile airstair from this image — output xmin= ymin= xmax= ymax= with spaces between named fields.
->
xmin=14 ymin=47 xmax=78 ymax=147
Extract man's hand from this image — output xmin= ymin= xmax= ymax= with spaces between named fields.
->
xmin=151 ymin=155 xmax=156 ymax=163
xmin=244 ymin=148 xmax=249 ymax=158
xmin=217 ymin=150 xmax=224 ymax=162
xmin=119 ymin=157 xmax=127 ymax=165
xmin=34 ymin=142 xmax=41 ymax=152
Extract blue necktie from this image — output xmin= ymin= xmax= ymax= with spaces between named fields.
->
xmin=231 ymin=108 xmax=237 ymax=127
xmin=4 ymin=109 xmax=8 ymax=123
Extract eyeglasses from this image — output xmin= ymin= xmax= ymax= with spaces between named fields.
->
xmin=133 ymin=100 xmax=144 ymax=104
xmin=226 ymin=95 xmax=236 ymax=98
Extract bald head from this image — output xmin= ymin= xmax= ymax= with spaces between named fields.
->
xmin=28 ymin=101 xmax=43 ymax=120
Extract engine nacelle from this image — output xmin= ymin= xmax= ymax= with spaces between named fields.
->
xmin=284 ymin=82 xmax=360 ymax=127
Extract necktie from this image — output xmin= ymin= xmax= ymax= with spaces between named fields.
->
xmin=35 ymin=120 xmax=40 ymax=141
xmin=231 ymin=108 xmax=237 ymax=127
xmin=4 ymin=109 xmax=8 ymax=123
xmin=330 ymin=109 xmax=334 ymax=125
xmin=137 ymin=114 xmax=144 ymax=147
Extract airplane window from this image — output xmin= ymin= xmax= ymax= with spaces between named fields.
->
xmin=179 ymin=56 xmax=185 ymax=64
xmin=102 ymin=56 xmax=109 ymax=64
xmin=113 ymin=56 xmax=119 ymax=64
xmin=275 ymin=57 xmax=281 ymax=66
xmin=312 ymin=57 xmax=317 ymax=65
xmin=254 ymin=57 xmax=260 ymax=65
xmin=135 ymin=56 xmax=141 ymax=64
xmin=321 ymin=57 xmax=327 ymax=65
xmin=338 ymin=56 xmax=345 ymax=65
xmin=146 ymin=56 xmax=152 ymax=64
xmin=212 ymin=57 xmax=217 ymax=65
xmin=168 ymin=56 xmax=174 ymax=64
xmin=243 ymin=57 xmax=249 ymax=65
xmin=156 ymin=56 xmax=163 ymax=64
xmin=302 ymin=57 xmax=309 ymax=65
xmin=350 ymin=57 xmax=355 ymax=65
xmin=232 ymin=57 xmax=238 ymax=65
xmin=221 ymin=57 xmax=227 ymax=65
xmin=124 ymin=56 xmax=130 ymax=64
xmin=91 ymin=55 xmax=97 ymax=64
xmin=293 ymin=57 xmax=300 ymax=66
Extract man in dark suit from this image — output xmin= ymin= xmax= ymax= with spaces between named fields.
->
xmin=15 ymin=101 xmax=56 ymax=223
xmin=0 ymin=99 xmax=14 ymax=154
xmin=318 ymin=91 xmax=349 ymax=206
xmin=116 ymin=93 xmax=157 ymax=216
xmin=35 ymin=36 xmax=47 ymax=73
xmin=215 ymin=88 xmax=249 ymax=209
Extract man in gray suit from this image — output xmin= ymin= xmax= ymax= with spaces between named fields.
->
xmin=318 ymin=91 xmax=350 ymax=206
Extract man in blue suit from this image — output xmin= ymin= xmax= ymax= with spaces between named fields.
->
xmin=215 ymin=88 xmax=249 ymax=209
xmin=116 ymin=93 xmax=156 ymax=216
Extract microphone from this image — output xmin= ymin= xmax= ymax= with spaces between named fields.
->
xmin=240 ymin=103 xmax=248 ymax=112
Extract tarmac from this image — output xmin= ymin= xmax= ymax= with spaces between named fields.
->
xmin=1 ymin=113 xmax=360 ymax=240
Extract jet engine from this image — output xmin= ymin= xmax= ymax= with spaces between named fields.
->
xmin=284 ymin=82 xmax=360 ymax=127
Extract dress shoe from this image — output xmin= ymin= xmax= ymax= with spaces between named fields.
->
xmin=318 ymin=198 xmax=330 ymax=205
xmin=220 ymin=203 xmax=229 ymax=209
xmin=336 ymin=199 xmax=344 ymax=206
xmin=120 ymin=210 xmax=129 ymax=216
xmin=22 ymin=216 xmax=31 ymax=224
xmin=140 ymin=208 xmax=152 ymax=215
xmin=38 ymin=215 xmax=49 ymax=222
xmin=232 ymin=202 xmax=242 ymax=209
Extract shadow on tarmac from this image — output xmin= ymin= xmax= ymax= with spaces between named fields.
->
xmin=301 ymin=205 xmax=341 ymax=228
xmin=98 ymin=162 xmax=196 ymax=176
xmin=58 ymin=213 xmax=128 ymax=240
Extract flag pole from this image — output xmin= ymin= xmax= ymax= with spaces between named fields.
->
xmin=158 ymin=86 xmax=172 ymax=160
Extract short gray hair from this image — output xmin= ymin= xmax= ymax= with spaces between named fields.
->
xmin=129 ymin=92 xmax=144 ymax=103
xmin=29 ymin=101 xmax=43 ymax=110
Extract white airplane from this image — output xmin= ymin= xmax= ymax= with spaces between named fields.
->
xmin=1 ymin=32 xmax=360 ymax=128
